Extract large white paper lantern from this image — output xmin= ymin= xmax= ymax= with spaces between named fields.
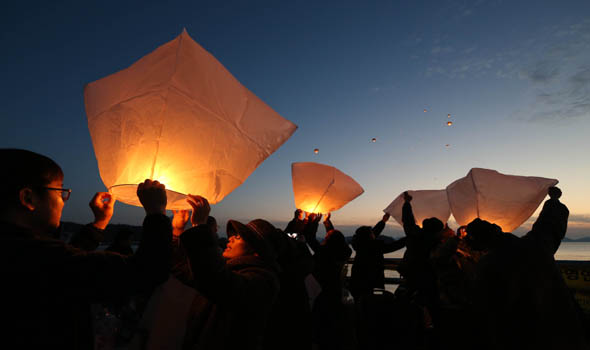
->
xmin=383 ymin=190 xmax=451 ymax=228
xmin=291 ymin=162 xmax=364 ymax=214
xmin=84 ymin=30 xmax=297 ymax=209
xmin=446 ymin=168 xmax=558 ymax=232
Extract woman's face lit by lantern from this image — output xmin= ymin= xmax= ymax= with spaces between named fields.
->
xmin=222 ymin=235 xmax=254 ymax=259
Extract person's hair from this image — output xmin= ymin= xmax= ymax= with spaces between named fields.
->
xmin=0 ymin=149 xmax=64 ymax=210
xmin=207 ymin=216 xmax=217 ymax=228
xmin=422 ymin=217 xmax=444 ymax=234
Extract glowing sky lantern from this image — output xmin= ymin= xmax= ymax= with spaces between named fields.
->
xmin=291 ymin=162 xmax=364 ymax=214
xmin=447 ymin=114 xmax=451 ymax=118
xmin=447 ymin=121 xmax=453 ymax=126
xmin=371 ymin=137 xmax=377 ymax=143
xmin=84 ymin=30 xmax=297 ymax=209
xmin=383 ymin=190 xmax=451 ymax=228
xmin=314 ymin=148 xmax=319 ymax=154
xmin=424 ymin=109 xmax=428 ymax=113
xmin=446 ymin=168 xmax=558 ymax=232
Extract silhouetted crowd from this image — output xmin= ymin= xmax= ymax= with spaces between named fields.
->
xmin=1 ymin=149 xmax=588 ymax=350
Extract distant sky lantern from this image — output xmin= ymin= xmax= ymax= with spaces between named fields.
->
xmin=314 ymin=148 xmax=319 ymax=154
xmin=424 ymin=109 xmax=428 ymax=113
xmin=445 ymin=144 xmax=450 ymax=148
xmin=84 ymin=30 xmax=297 ymax=209
xmin=447 ymin=114 xmax=451 ymax=118
xmin=291 ymin=162 xmax=364 ymax=214
xmin=446 ymin=168 xmax=558 ymax=232
xmin=371 ymin=137 xmax=377 ymax=143
xmin=447 ymin=121 xmax=453 ymax=126
xmin=384 ymin=190 xmax=451 ymax=228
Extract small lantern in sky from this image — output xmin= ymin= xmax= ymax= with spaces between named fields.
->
xmin=446 ymin=168 xmax=558 ymax=232
xmin=291 ymin=162 xmax=364 ymax=214
xmin=371 ymin=137 xmax=377 ymax=143
xmin=447 ymin=114 xmax=451 ymax=118
xmin=384 ymin=190 xmax=451 ymax=228
xmin=447 ymin=121 xmax=453 ymax=126
xmin=84 ymin=30 xmax=297 ymax=209
xmin=314 ymin=148 xmax=319 ymax=154
xmin=424 ymin=109 xmax=428 ymax=113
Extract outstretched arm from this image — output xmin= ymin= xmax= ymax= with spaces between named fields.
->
xmin=372 ymin=213 xmax=390 ymax=237
xmin=402 ymin=192 xmax=420 ymax=237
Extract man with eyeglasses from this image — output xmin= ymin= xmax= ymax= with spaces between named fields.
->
xmin=0 ymin=148 xmax=172 ymax=349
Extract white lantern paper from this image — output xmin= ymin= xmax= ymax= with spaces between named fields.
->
xmin=291 ymin=162 xmax=364 ymax=214
xmin=85 ymin=30 xmax=297 ymax=209
xmin=383 ymin=190 xmax=451 ymax=228
xmin=446 ymin=168 xmax=558 ymax=232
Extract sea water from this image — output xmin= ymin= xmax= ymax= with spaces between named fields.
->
xmin=381 ymin=241 xmax=590 ymax=261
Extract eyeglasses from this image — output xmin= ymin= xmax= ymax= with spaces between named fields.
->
xmin=43 ymin=187 xmax=72 ymax=201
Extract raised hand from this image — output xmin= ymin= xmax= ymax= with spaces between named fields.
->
xmin=403 ymin=191 xmax=413 ymax=202
xmin=137 ymin=179 xmax=167 ymax=215
xmin=186 ymin=194 xmax=211 ymax=226
xmin=89 ymin=192 xmax=116 ymax=230
xmin=382 ymin=213 xmax=391 ymax=222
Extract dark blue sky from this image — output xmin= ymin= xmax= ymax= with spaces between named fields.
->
xmin=2 ymin=0 xmax=590 ymax=236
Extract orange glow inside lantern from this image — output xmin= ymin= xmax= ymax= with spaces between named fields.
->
xmin=447 ymin=121 xmax=453 ymax=126
xmin=292 ymin=162 xmax=364 ymax=214
xmin=84 ymin=30 xmax=297 ymax=209
xmin=314 ymin=148 xmax=319 ymax=154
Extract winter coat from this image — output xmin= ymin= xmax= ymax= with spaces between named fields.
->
xmin=350 ymin=220 xmax=406 ymax=298
xmin=0 ymin=215 xmax=171 ymax=349
xmin=180 ymin=225 xmax=280 ymax=350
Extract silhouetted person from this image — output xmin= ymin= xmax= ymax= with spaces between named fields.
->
xmin=523 ymin=186 xmax=569 ymax=255
xmin=106 ymin=228 xmax=134 ymax=256
xmin=399 ymin=192 xmax=442 ymax=307
xmin=350 ymin=213 xmax=406 ymax=301
xmin=0 ymin=149 xmax=171 ymax=349
xmin=180 ymin=195 xmax=280 ymax=350
xmin=466 ymin=188 xmax=587 ymax=350
xmin=285 ymin=208 xmax=307 ymax=235
xmin=248 ymin=218 xmax=314 ymax=350
xmin=303 ymin=213 xmax=354 ymax=350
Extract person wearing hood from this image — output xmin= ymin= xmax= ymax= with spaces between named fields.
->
xmin=179 ymin=195 xmax=280 ymax=350
xmin=350 ymin=213 xmax=407 ymax=301
xmin=0 ymin=149 xmax=171 ymax=349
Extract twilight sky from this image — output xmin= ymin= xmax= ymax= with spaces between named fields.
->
xmin=1 ymin=0 xmax=589 ymax=237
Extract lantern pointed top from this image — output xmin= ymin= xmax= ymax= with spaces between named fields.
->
xmin=85 ymin=30 xmax=297 ymax=209
xmin=291 ymin=162 xmax=364 ymax=214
